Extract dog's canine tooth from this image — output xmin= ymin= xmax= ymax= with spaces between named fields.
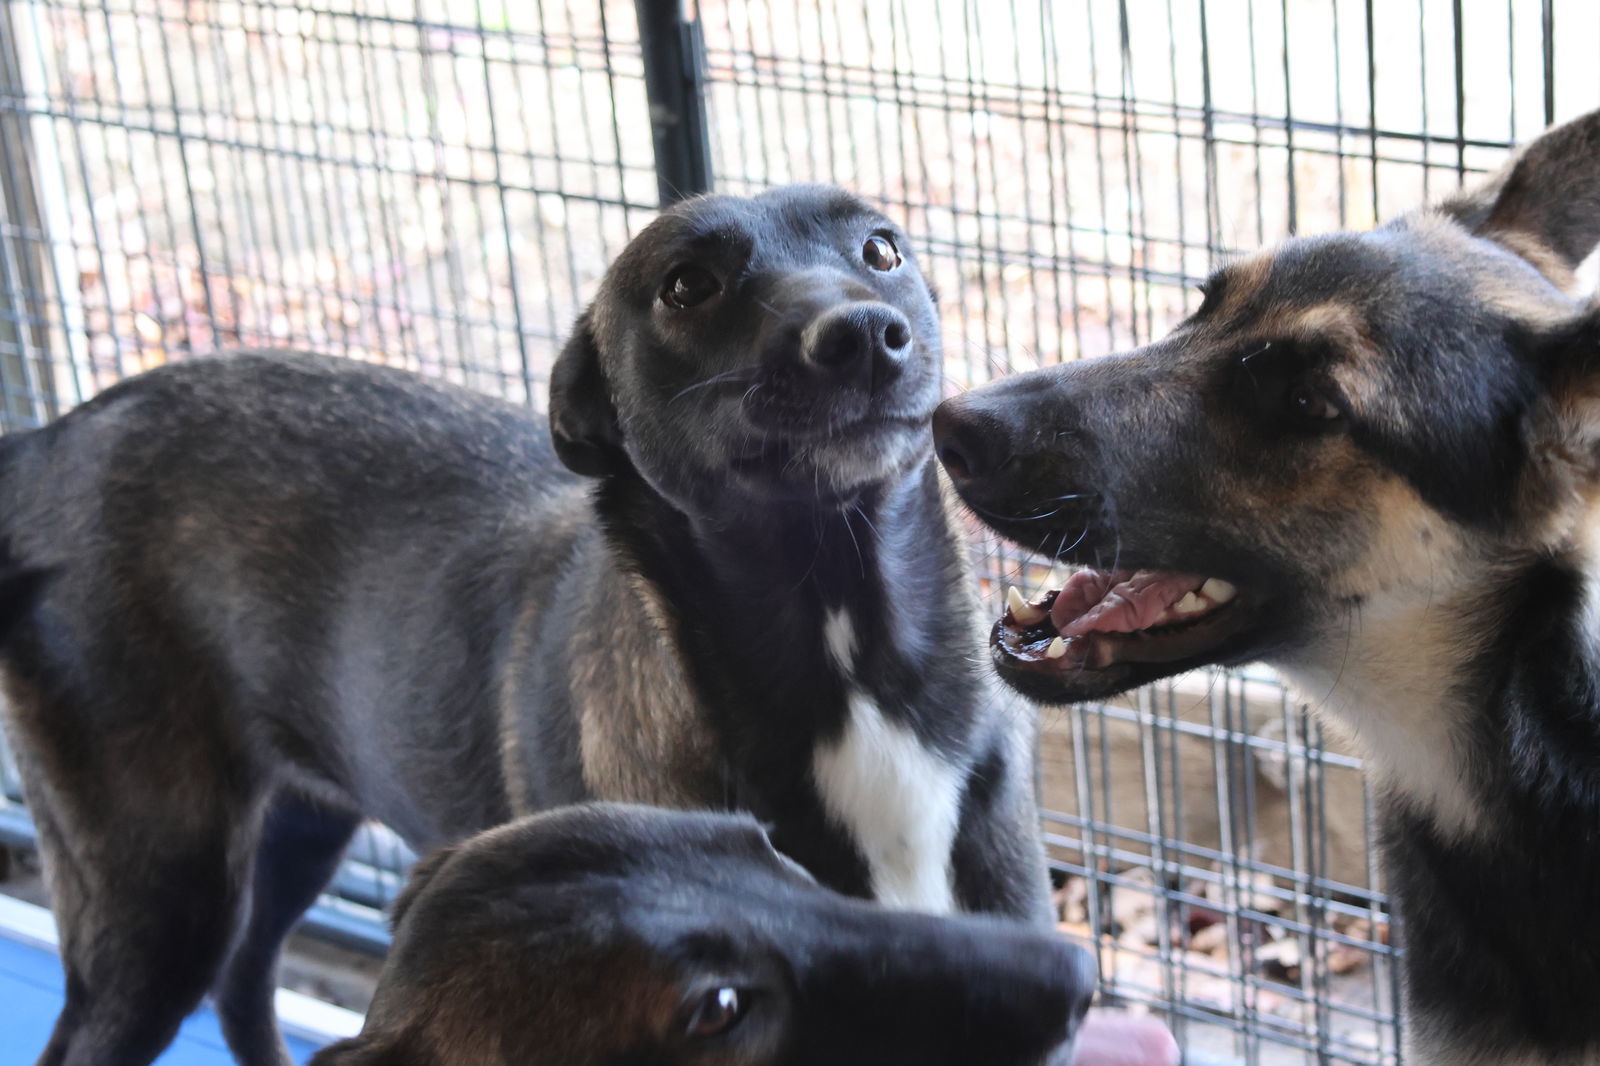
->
xmin=1045 ymin=636 xmax=1068 ymax=659
xmin=1173 ymin=591 xmax=1205 ymax=615
xmin=1007 ymin=585 xmax=1047 ymax=626
xmin=1199 ymin=578 xmax=1237 ymax=604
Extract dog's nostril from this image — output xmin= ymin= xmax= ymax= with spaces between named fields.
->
xmin=811 ymin=334 xmax=857 ymax=369
xmin=938 ymin=442 xmax=972 ymax=482
xmin=932 ymin=404 xmax=987 ymax=483
xmin=883 ymin=319 xmax=911 ymax=352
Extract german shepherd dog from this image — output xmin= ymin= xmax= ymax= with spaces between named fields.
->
xmin=307 ymin=803 xmax=1094 ymax=1066
xmin=933 ymin=110 xmax=1600 ymax=1065
xmin=0 ymin=186 xmax=1047 ymax=1066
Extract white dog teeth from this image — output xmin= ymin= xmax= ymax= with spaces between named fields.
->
xmin=1007 ymin=585 xmax=1048 ymax=626
xmin=1173 ymin=591 xmax=1205 ymax=615
xmin=1045 ymin=636 xmax=1068 ymax=659
xmin=1200 ymin=578 xmax=1237 ymax=604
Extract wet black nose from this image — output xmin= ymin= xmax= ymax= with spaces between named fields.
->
xmin=802 ymin=302 xmax=913 ymax=389
xmin=932 ymin=394 xmax=1015 ymax=486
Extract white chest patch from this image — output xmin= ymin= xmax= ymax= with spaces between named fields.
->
xmin=812 ymin=608 xmax=962 ymax=914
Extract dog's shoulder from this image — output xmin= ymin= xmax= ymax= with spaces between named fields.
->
xmin=498 ymin=539 xmax=723 ymax=813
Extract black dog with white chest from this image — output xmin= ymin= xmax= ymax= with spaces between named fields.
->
xmin=0 ymin=185 xmax=1047 ymax=1066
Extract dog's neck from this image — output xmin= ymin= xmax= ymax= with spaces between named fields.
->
xmin=1280 ymin=536 xmax=1600 ymax=1057
xmin=1378 ymin=555 xmax=1600 ymax=1057
xmin=590 ymin=456 xmax=985 ymax=909
xmin=598 ymin=457 xmax=976 ymax=655
xmin=1273 ymin=592 xmax=1494 ymax=841
xmin=1272 ymin=526 xmax=1505 ymax=840
xmin=1278 ymin=506 xmax=1600 ymax=841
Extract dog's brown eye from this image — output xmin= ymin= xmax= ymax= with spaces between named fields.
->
xmin=661 ymin=266 xmax=721 ymax=310
xmin=684 ymin=987 xmax=745 ymax=1039
xmin=1287 ymin=383 xmax=1340 ymax=421
xmin=863 ymin=234 xmax=902 ymax=272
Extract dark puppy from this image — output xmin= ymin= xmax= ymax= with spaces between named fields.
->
xmin=0 ymin=185 xmax=1047 ymax=1066
xmin=936 ymin=111 xmax=1600 ymax=1064
xmin=310 ymin=804 xmax=1093 ymax=1066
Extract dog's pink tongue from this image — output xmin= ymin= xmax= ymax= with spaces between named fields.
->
xmin=1053 ymin=569 xmax=1206 ymax=638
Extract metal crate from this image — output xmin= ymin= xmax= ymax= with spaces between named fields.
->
xmin=3 ymin=2 xmax=1598 ymax=1062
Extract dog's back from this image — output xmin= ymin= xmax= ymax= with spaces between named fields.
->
xmin=0 ymin=351 xmax=592 ymax=841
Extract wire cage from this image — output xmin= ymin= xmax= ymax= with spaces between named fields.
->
xmin=2 ymin=1 xmax=1599 ymax=1063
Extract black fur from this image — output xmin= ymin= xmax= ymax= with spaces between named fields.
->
xmin=310 ymin=805 xmax=1094 ymax=1066
xmin=1389 ymin=559 xmax=1600 ymax=1056
xmin=0 ymin=185 xmax=1048 ymax=1066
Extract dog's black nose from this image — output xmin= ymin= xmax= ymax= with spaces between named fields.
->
xmin=802 ymin=302 xmax=913 ymax=389
xmin=932 ymin=395 xmax=1013 ymax=485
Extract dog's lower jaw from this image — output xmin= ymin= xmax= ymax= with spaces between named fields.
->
xmin=754 ymin=428 xmax=933 ymax=511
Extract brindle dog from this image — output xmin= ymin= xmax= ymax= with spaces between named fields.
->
xmin=0 ymin=185 xmax=1047 ymax=1066
xmin=936 ymin=110 xmax=1600 ymax=1065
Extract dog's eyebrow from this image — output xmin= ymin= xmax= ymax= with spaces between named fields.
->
xmin=832 ymin=205 xmax=891 ymax=227
xmin=679 ymin=223 xmax=748 ymax=248
xmin=660 ymin=223 xmax=754 ymax=263
xmin=795 ymin=196 xmax=891 ymax=230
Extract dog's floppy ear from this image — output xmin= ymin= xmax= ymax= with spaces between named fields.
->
xmin=1439 ymin=109 xmax=1600 ymax=286
xmin=549 ymin=308 xmax=626 ymax=477
xmin=389 ymin=842 xmax=459 ymax=932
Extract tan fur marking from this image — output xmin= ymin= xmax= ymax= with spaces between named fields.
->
xmin=1276 ymin=475 xmax=1493 ymax=839
xmin=1214 ymin=250 xmax=1275 ymax=319
xmin=1258 ymin=300 xmax=1387 ymax=412
xmin=570 ymin=567 xmax=720 ymax=807
xmin=496 ymin=598 xmax=538 ymax=813
xmin=1482 ymin=221 xmax=1580 ymax=293
xmin=414 ymin=937 xmax=675 ymax=1064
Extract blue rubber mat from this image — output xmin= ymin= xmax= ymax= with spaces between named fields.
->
xmin=0 ymin=928 xmax=328 ymax=1065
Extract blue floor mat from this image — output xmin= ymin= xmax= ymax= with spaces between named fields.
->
xmin=0 ymin=929 xmax=326 ymax=1065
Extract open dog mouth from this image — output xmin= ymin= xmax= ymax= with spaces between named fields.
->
xmin=994 ymin=569 xmax=1254 ymax=697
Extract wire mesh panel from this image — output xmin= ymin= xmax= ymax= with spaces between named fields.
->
xmin=0 ymin=0 xmax=659 ymax=421
xmin=2 ymin=1 xmax=1600 ymax=1063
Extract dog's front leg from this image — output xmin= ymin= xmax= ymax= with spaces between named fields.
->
xmin=948 ymin=703 xmax=1054 ymax=923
